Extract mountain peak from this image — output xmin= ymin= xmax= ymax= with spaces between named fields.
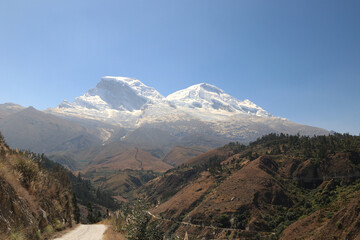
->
xmin=100 ymin=76 xmax=143 ymax=88
xmin=166 ymin=83 xmax=271 ymax=117
xmin=59 ymin=76 xmax=164 ymax=112
xmin=194 ymin=83 xmax=224 ymax=95
xmin=96 ymin=76 xmax=164 ymax=101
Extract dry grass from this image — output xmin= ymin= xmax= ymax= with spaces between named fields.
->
xmin=100 ymin=219 xmax=127 ymax=240
xmin=0 ymin=160 xmax=39 ymax=212
xmin=0 ymin=148 xmax=74 ymax=239
xmin=0 ymin=233 xmax=9 ymax=240
xmin=102 ymin=226 xmax=127 ymax=240
xmin=163 ymin=146 xmax=209 ymax=166
xmin=152 ymin=171 xmax=215 ymax=219
xmin=84 ymin=147 xmax=172 ymax=173
xmin=49 ymin=224 xmax=79 ymax=239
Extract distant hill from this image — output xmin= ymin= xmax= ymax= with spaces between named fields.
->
xmin=0 ymin=107 xmax=104 ymax=153
xmin=0 ymin=103 xmax=24 ymax=119
xmin=84 ymin=169 xmax=159 ymax=201
xmin=50 ymin=141 xmax=173 ymax=172
xmin=163 ymin=146 xmax=211 ymax=166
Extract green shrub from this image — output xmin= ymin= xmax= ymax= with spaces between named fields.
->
xmin=336 ymin=221 xmax=343 ymax=229
xmin=214 ymin=214 xmax=231 ymax=228
xmin=43 ymin=225 xmax=54 ymax=234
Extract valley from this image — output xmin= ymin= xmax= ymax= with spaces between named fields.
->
xmin=0 ymin=77 xmax=358 ymax=240
xmin=2 ymin=0 xmax=358 ymax=238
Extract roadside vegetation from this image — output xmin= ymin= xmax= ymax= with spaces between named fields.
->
xmin=105 ymin=199 xmax=162 ymax=240
xmin=0 ymin=131 xmax=119 ymax=239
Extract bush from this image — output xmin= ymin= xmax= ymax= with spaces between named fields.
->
xmin=214 ymin=214 xmax=231 ymax=228
xmin=13 ymin=157 xmax=39 ymax=189
xmin=232 ymin=206 xmax=250 ymax=229
xmin=43 ymin=225 xmax=54 ymax=234
xmin=336 ymin=221 xmax=343 ymax=229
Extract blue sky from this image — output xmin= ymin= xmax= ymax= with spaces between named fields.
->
xmin=0 ymin=0 xmax=359 ymax=134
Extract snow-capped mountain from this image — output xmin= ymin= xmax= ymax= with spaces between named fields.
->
xmin=49 ymin=77 xmax=272 ymax=125
xmin=71 ymin=76 xmax=164 ymax=111
xmin=50 ymin=77 xmax=167 ymax=126
xmin=166 ymin=83 xmax=271 ymax=117
xmin=45 ymin=76 xmax=328 ymax=146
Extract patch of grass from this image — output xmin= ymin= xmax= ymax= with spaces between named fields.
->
xmin=103 ymin=225 xmax=127 ymax=240
xmin=43 ymin=225 xmax=54 ymax=234
xmin=9 ymin=230 xmax=25 ymax=240
xmin=54 ymin=219 xmax=65 ymax=231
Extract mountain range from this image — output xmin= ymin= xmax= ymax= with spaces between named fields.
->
xmin=49 ymin=76 xmax=272 ymax=125
xmin=0 ymin=76 xmax=328 ymax=170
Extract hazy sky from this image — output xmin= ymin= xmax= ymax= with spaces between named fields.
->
xmin=0 ymin=0 xmax=359 ymax=134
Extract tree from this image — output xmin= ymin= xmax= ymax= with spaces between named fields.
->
xmin=214 ymin=214 xmax=231 ymax=228
xmin=96 ymin=211 xmax=102 ymax=222
xmin=87 ymin=202 xmax=94 ymax=224
xmin=72 ymin=193 xmax=81 ymax=223
xmin=124 ymin=200 xmax=163 ymax=240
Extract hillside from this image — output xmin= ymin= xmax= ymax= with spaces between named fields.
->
xmin=138 ymin=133 xmax=360 ymax=239
xmin=50 ymin=141 xmax=173 ymax=172
xmin=0 ymin=132 xmax=73 ymax=239
xmin=85 ymin=169 xmax=159 ymax=201
xmin=163 ymin=146 xmax=211 ymax=166
xmin=0 ymin=131 xmax=118 ymax=239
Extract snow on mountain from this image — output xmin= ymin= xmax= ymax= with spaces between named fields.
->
xmin=48 ymin=77 xmax=167 ymax=125
xmin=166 ymin=83 xmax=271 ymax=117
xmin=62 ymin=76 xmax=164 ymax=111
xmin=48 ymin=76 xmax=273 ymax=128
xmin=5 ymin=76 xmax=328 ymax=153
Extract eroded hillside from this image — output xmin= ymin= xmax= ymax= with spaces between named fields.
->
xmin=138 ymin=133 xmax=360 ymax=239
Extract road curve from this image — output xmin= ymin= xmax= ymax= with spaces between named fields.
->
xmin=53 ymin=224 xmax=108 ymax=240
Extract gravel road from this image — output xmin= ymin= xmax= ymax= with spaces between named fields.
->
xmin=53 ymin=224 xmax=108 ymax=240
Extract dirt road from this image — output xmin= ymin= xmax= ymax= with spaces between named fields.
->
xmin=53 ymin=224 xmax=108 ymax=240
